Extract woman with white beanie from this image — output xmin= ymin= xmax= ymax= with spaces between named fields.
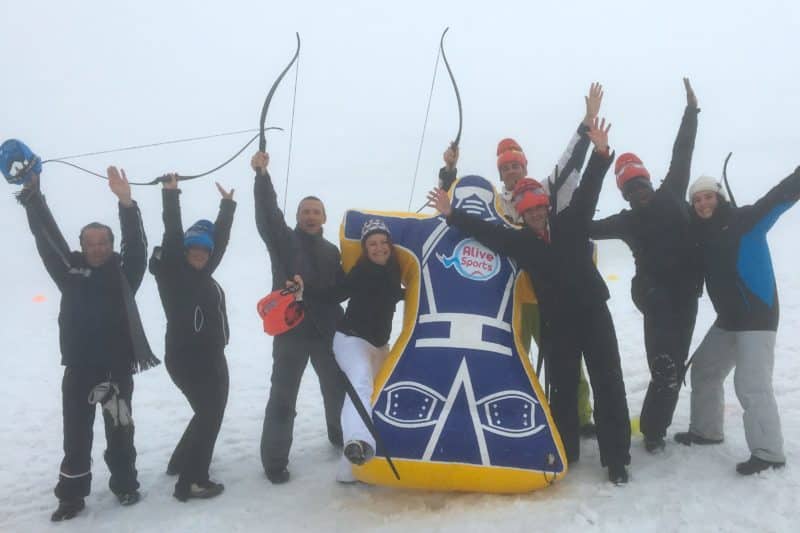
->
xmin=675 ymin=166 xmax=800 ymax=474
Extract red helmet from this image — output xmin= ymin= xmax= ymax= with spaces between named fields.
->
xmin=257 ymin=286 xmax=305 ymax=336
xmin=496 ymin=137 xmax=528 ymax=170
xmin=512 ymin=177 xmax=544 ymax=200
xmin=515 ymin=191 xmax=550 ymax=215
xmin=615 ymin=152 xmax=651 ymax=191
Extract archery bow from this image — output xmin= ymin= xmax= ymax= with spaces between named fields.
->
xmin=412 ymin=27 xmax=462 ymax=213
xmin=260 ymin=32 xmax=301 ymax=153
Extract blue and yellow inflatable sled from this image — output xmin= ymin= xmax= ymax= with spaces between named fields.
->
xmin=339 ymin=176 xmax=567 ymax=493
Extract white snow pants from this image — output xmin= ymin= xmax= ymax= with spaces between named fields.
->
xmin=688 ymin=326 xmax=785 ymax=462
xmin=333 ymin=332 xmax=389 ymax=452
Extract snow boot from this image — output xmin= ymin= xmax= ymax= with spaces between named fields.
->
xmin=117 ymin=490 xmax=141 ymax=506
xmin=50 ymin=499 xmax=85 ymax=522
xmin=644 ymin=436 xmax=666 ymax=454
xmin=735 ymin=456 xmax=785 ymax=476
xmin=608 ymin=464 xmax=629 ymax=485
xmin=266 ymin=467 xmax=290 ymax=484
xmin=674 ymin=431 xmax=723 ymax=446
xmin=344 ymin=440 xmax=375 ymax=466
xmin=173 ymin=480 xmax=225 ymax=502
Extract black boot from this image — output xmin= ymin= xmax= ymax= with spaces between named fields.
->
xmin=608 ymin=464 xmax=629 ymax=485
xmin=117 ymin=490 xmax=141 ymax=506
xmin=266 ymin=467 xmax=290 ymax=484
xmin=735 ymin=455 xmax=785 ymax=476
xmin=344 ymin=440 xmax=375 ymax=466
xmin=173 ymin=480 xmax=225 ymax=502
xmin=674 ymin=431 xmax=723 ymax=446
xmin=644 ymin=436 xmax=666 ymax=454
xmin=51 ymin=499 xmax=85 ymax=522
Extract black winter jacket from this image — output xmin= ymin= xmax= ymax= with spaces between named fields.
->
xmin=254 ymin=171 xmax=344 ymax=340
xmin=149 ymin=189 xmax=235 ymax=356
xmin=590 ymin=106 xmax=703 ymax=302
xmin=448 ymin=150 xmax=614 ymax=323
xmin=691 ymin=169 xmax=800 ymax=331
xmin=305 ymin=259 xmax=404 ymax=347
xmin=20 ymin=188 xmax=153 ymax=373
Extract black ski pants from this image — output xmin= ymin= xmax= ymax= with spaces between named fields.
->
xmin=547 ymin=301 xmax=631 ymax=467
xmin=55 ymin=366 xmax=139 ymax=502
xmin=166 ymin=351 xmax=229 ymax=489
xmin=633 ymin=285 xmax=698 ymax=439
xmin=260 ymin=333 xmax=345 ymax=473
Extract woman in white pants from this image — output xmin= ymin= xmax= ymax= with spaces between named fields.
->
xmin=294 ymin=218 xmax=404 ymax=481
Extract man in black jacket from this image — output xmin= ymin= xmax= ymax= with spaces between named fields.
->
xmin=17 ymin=166 xmax=156 ymax=521
xmin=590 ymin=79 xmax=703 ymax=453
xmin=428 ymin=119 xmax=632 ymax=484
xmin=252 ymin=151 xmax=345 ymax=484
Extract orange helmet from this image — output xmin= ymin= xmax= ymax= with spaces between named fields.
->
xmin=257 ymin=286 xmax=305 ymax=336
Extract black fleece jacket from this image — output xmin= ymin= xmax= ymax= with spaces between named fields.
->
xmin=590 ymin=106 xmax=703 ymax=301
xmin=149 ymin=189 xmax=235 ymax=356
xmin=447 ymin=150 xmax=614 ymax=323
xmin=254 ymin=171 xmax=344 ymax=340
xmin=20 ymin=188 xmax=151 ymax=372
xmin=304 ymin=259 xmax=404 ymax=347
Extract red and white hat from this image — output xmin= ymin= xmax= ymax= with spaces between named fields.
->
xmin=615 ymin=152 xmax=651 ymax=192
xmin=496 ymin=138 xmax=528 ymax=170
xmin=512 ymin=178 xmax=549 ymax=214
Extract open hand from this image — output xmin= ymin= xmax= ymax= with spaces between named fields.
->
xmin=251 ymin=151 xmax=269 ymax=176
xmin=426 ymin=188 xmax=452 ymax=216
xmin=216 ymin=182 xmax=235 ymax=200
xmin=588 ymin=117 xmax=611 ymax=154
xmin=107 ymin=166 xmax=133 ymax=206
xmin=583 ymin=82 xmax=604 ymax=126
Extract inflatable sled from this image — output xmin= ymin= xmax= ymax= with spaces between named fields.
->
xmin=339 ymin=175 xmax=567 ymax=493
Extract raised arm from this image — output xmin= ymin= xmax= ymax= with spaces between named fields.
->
xmin=206 ymin=182 xmax=237 ymax=274
xmin=661 ymin=78 xmax=700 ymax=197
xmin=568 ymin=118 xmax=614 ymax=225
xmin=438 ymin=142 xmax=459 ymax=192
xmin=17 ymin=174 xmax=72 ymax=289
xmin=252 ymin=151 xmax=295 ymax=265
xmin=543 ymin=83 xmax=602 ymax=213
xmin=110 ymin=166 xmax=147 ymax=292
xmin=739 ymin=166 xmax=800 ymax=233
xmin=427 ymin=188 xmax=526 ymax=259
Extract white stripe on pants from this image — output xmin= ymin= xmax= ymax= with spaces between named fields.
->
xmin=689 ymin=325 xmax=784 ymax=462
xmin=333 ymin=332 xmax=389 ymax=449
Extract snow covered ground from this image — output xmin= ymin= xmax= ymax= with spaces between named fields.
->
xmin=0 ymin=180 xmax=798 ymax=532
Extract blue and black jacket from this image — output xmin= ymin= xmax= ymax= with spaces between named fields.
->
xmin=692 ymin=168 xmax=800 ymax=331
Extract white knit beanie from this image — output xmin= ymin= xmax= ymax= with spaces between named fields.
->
xmin=689 ymin=175 xmax=729 ymax=201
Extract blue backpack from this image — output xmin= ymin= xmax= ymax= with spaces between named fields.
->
xmin=0 ymin=139 xmax=42 ymax=185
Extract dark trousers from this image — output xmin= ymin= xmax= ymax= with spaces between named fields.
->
xmin=166 ymin=352 xmax=229 ymax=488
xmin=55 ymin=366 xmax=139 ymax=502
xmin=633 ymin=286 xmax=698 ymax=439
xmin=260 ymin=333 xmax=345 ymax=473
xmin=547 ymin=302 xmax=631 ymax=467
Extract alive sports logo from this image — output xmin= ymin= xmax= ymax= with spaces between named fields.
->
xmin=437 ymin=239 xmax=501 ymax=281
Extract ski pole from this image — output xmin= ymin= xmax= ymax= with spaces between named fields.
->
xmin=335 ymin=363 xmax=401 ymax=480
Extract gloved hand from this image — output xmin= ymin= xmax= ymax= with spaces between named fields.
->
xmin=88 ymin=382 xmax=132 ymax=427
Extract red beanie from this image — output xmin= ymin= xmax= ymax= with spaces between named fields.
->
xmin=615 ymin=152 xmax=651 ymax=191
xmin=515 ymin=190 xmax=549 ymax=214
xmin=497 ymin=137 xmax=528 ymax=170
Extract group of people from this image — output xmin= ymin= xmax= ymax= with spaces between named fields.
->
xmin=8 ymin=77 xmax=798 ymax=522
